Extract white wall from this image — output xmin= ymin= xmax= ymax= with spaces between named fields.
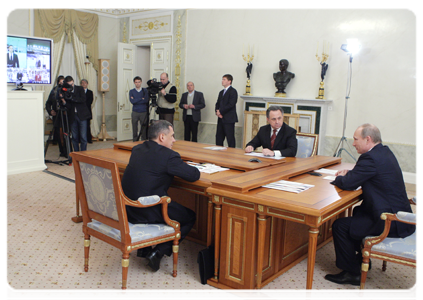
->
xmin=185 ymin=9 xmax=416 ymax=145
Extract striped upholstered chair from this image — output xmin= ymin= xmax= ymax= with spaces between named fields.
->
xmin=360 ymin=198 xmax=416 ymax=289
xmin=71 ymin=152 xmax=181 ymax=289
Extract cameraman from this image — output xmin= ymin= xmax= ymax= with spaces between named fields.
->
xmin=46 ymin=75 xmax=66 ymax=157
xmin=57 ymin=75 xmax=90 ymax=152
xmin=157 ymin=72 xmax=177 ymax=125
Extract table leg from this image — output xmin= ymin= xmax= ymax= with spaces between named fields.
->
xmin=207 ymin=200 xmax=213 ymax=247
xmin=306 ymin=227 xmax=319 ymax=289
xmin=214 ymin=204 xmax=222 ymax=280
xmin=256 ymin=214 xmax=267 ymax=288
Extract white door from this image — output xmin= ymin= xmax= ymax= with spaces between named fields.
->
xmin=116 ymin=42 xmax=137 ymax=141
xmin=150 ymin=40 xmax=170 ymax=80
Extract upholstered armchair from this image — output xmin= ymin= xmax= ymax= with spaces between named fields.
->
xmin=360 ymin=200 xmax=416 ymax=289
xmin=296 ymin=133 xmax=319 ymax=157
xmin=71 ymin=152 xmax=181 ymax=289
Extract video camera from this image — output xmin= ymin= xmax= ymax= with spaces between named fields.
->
xmin=146 ymin=78 xmax=163 ymax=107
xmin=58 ymin=81 xmax=74 ymax=102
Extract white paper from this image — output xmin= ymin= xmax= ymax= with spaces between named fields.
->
xmin=203 ymin=146 xmax=227 ymax=151
xmin=245 ymin=152 xmax=285 ymax=160
xmin=314 ymin=168 xmax=338 ymax=175
xmin=263 ymin=180 xmax=314 ymax=193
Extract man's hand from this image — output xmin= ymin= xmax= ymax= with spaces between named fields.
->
xmin=216 ymin=110 xmax=223 ymax=118
xmin=160 ymin=88 xmax=166 ymax=96
xmin=245 ymin=145 xmax=254 ymax=153
xmin=262 ymin=148 xmax=274 ymax=157
xmin=335 ymin=169 xmax=349 ymax=176
xmin=183 ymin=104 xmax=189 ymax=109
xmin=50 ymin=110 xmax=56 ymax=116
xmin=188 ymin=104 xmax=195 ymax=109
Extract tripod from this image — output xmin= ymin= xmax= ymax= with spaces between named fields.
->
xmin=45 ymin=105 xmax=73 ymax=165
xmin=135 ymin=97 xmax=158 ymax=142
xmin=333 ymin=53 xmax=357 ymax=161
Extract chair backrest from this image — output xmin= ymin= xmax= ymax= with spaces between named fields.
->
xmin=72 ymin=152 xmax=127 ymax=231
xmin=243 ymin=110 xmax=300 ymax=150
xmin=296 ymin=132 xmax=319 ymax=157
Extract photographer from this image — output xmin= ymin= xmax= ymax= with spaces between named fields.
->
xmin=45 ymin=75 xmax=66 ymax=157
xmin=157 ymin=72 xmax=177 ymax=125
xmin=57 ymin=75 xmax=90 ymax=152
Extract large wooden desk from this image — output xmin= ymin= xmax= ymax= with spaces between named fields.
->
xmin=74 ymin=141 xmax=361 ymax=289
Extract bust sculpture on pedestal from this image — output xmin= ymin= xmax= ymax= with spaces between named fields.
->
xmin=273 ymin=59 xmax=295 ymax=97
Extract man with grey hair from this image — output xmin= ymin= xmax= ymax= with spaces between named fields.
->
xmin=157 ymin=72 xmax=177 ymax=125
xmin=245 ymin=106 xmax=297 ymax=157
xmin=121 ymin=120 xmax=200 ymax=272
xmin=325 ymin=123 xmax=415 ymax=286
xmin=179 ymin=81 xmax=206 ymax=142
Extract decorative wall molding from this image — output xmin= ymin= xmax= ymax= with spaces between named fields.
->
xmin=132 ymin=15 xmax=171 ymax=37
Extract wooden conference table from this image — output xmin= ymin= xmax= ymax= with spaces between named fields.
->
xmin=74 ymin=140 xmax=362 ymax=289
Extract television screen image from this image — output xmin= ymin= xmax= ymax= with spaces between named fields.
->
xmin=7 ymin=35 xmax=53 ymax=85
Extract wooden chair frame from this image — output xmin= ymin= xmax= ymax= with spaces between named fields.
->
xmin=71 ymin=152 xmax=181 ymax=289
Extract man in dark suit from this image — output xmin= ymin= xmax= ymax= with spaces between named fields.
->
xmin=121 ymin=120 xmax=201 ymax=272
xmin=215 ymin=74 xmax=238 ymax=148
xmin=58 ymin=76 xmax=90 ymax=152
xmin=245 ymin=106 xmax=297 ymax=157
xmin=7 ymin=45 xmax=19 ymax=68
xmin=80 ymin=79 xmax=94 ymax=143
xmin=179 ymin=81 xmax=206 ymax=142
xmin=325 ymin=123 xmax=415 ymax=286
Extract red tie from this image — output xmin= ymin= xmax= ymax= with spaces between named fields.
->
xmin=270 ymin=129 xmax=277 ymax=150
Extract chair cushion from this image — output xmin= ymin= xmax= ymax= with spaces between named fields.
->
xmin=87 ymin=220 xmax=175 ymax=243
xmin=364 ymin=232 xmax=416 ymax=260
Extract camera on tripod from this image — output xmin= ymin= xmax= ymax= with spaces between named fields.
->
xmin=146 ymin=78 xmax=163 ymax=107
xmin=58 ymin=82 xmax=74 ymax=102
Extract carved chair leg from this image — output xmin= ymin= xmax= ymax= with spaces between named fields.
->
xmin=382 ymin=260 xmax=387 ymax=272
xmin=360 ymin=259 xmax=370 ymax=289
xmin=172 ymin=241 xmax=179 ymax=278
xmin=84 ymin=236 xmax=90 ymax=272
xmin=121 ymin=254 xmax=130 ymax=290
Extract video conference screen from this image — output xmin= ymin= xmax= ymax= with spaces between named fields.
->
xmin=7 ymin=35 xmax=52 ymax=85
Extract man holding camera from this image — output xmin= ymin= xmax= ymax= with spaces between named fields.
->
xmin=157 ymin=72 xmax=177 ymax=125
xmin=58 ymin=75 xmax=90 ymax=152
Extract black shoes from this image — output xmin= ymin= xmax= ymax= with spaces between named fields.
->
xmin=145 ymin=249 xmax=163 ymax=272
xmin=137 ymin=246 xmax=152 ymax=258
xmin=324 ymin=270 xmax=361 ymax=286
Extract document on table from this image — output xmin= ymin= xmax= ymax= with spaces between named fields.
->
xmin=263 ymin=180 xmax=314 ymax=193
xmin=187 ymin=162 xmax=230 ymax=174
xmin=245 ymin=152 xmax=285 ymax=160
xmin=313 ymin=168 xmax=338 ymax=181
xmin=203 ymin=146 xmax=227 ymax=150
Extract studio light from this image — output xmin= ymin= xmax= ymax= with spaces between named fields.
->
xmin=341 ymin=39 xmax=362 ymax=56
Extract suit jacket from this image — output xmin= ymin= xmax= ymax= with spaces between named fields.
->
xmin=332 ymin=143 xmax=415 ymax=239
xmin=84 ymin=89 xmax=94 ymax=120
xmin=179 ymin=91 xmax=206 ymax=122
xmin=122 ymin=140 xmax=200 ymax=224
xmin=7 ymin=53 xmax=19 ymax=68
xmin=215 ymin=86 xmax=238 ymax=123
xmin=246 ymin=123 xmax=298 ymax=157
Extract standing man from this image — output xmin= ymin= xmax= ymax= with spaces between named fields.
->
xmin=58 ymin=75 xmax=90 ymax=152
xmin=80 ymin=79 xmax=94 ymax=143
xmin=7 ymin=45 xmax=19 ymax=68
xmin=129 ymin=76 xmax=149 ymax=141
xmin=157 ymin=72 xmax=177 ymax=125
xmin=121 ymin=120 xmax=200 ymax=272
xmin=215 ymin=74 xmax=238 ymax=148
xmin=245 ymin=106 xmax=297 ymax=157
xmin=179 ymin=81 xmax=206 ymax=142
xmin=324 ymin=123 xmax=415 ymax=286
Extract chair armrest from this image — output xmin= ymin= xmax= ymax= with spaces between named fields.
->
xmin=123 ymin=194 xmax=171 ymax=208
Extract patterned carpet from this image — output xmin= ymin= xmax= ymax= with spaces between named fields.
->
xmin=5 ymin=141 xmax=417 ymax=299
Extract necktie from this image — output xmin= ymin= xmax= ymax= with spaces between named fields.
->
xmin=270 ymin=128 xmax=277 ymax=150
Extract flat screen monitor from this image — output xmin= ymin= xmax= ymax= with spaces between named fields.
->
xmin=7 ymin=35 xmax=53 ymax=87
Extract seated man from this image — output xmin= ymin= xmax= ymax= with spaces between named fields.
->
xmin=245 ymin=106 xmax=297 ymax=157
xmin=325 ymin=123 xmax=415 ymax=286
xmin=121 ymin=120 xmax=200 ymax=272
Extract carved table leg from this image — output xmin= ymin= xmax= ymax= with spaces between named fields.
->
xmin=213 ymin=204 xmax=222 ymax=281
xmin=306 ymin=227 xmax=319 ymax=289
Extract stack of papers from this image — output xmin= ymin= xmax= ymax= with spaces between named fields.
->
xmin=203 ymin=146 xmax=227 ymax=150
xmin=245 ymin=152 xmax=285 ymax=160
xmin=314 ymin=168 xmax=337 ymax=181
xmin=263 ymin=180 xmax=314 ymax=193
xmin=187 ymin=162 xmax=229 ymax=174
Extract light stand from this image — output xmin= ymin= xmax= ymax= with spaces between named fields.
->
xmin=333 ymin=40 xmax=361 ymax=160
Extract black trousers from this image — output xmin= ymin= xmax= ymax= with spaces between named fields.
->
xmin=154 ymin=202 xmax=196 ymax=256
xmin=184 ymin=115 xmax=199 ymax=142
xmin=215 ymin=119 xmax=235 ymax=148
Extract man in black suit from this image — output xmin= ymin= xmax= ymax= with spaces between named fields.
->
xmin=58 ymin=76 xmax=90 ymax=152
xmin=325 ymin=123 xmax=415 ymax=286
xmin=121 ymin=120 xmax=201 ymax=272
xmin=245 ymin=106 xmax=297 ymax=157
xmin=215 ymin=74 xmax=238 ymax=148
xmin=179 ymin=81 xmax=206 ymax=142
xmin=7 ymin=45 xmax=19 ymax=68
xmin=80 ymin=79 xmax=94 ymax=143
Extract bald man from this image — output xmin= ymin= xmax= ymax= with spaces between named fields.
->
xmin=179 ymin=81 xmax=206 ymax=142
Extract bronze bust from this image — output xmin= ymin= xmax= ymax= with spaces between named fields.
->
xmin=273 ymin=59 xmax=295 ymax=96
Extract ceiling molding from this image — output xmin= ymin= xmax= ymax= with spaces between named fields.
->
xmin=78 ymin=9 xmax=177 ymax=19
